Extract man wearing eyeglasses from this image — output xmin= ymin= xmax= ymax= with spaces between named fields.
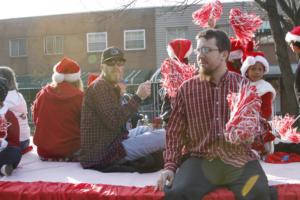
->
xmin=80 ymin=47 xmax=165 ymax=172
xmin=157 ymin=29 xmax=275 ymax=200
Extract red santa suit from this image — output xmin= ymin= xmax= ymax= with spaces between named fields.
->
xmin=241 ymin=51 xmax=276 ymax=156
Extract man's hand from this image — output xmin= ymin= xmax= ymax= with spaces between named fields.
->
xmin=136 ymin=80 xmax=151 ymax=100
xmin=156 ymin=169 xmax=174 ymax=191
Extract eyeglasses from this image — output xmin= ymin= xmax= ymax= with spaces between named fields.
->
xmin=105 ymin=60 xmax=125 ymax=67
xmin=194 ymin=47 xmax=219 ymax=55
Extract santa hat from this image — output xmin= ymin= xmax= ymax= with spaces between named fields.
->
xmin=167 ymin=39 xmax=193 ymax=63
xmin=228 ymin=37 xmax=244 ymax=61
xmin=52 ymin=57 xmax=81 ymax=83
xmin=240 ymin=51 xmax=269 ymax=77
xmin=285 ymin=26 xmax=300 ymax=43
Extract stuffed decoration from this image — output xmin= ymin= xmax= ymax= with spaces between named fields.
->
xmin=192 ymin=0 xmax=223 ymax=28
xmin=229 ymin=8 xmax=262 ymax=45
xmin=225 ymin=81 xmax=262 ymax=145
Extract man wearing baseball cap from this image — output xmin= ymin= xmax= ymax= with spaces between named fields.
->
xmin=80 ymin=47 xmax=165 ymax=172
xmin=286 ymin=26 xmax=300 ymax=96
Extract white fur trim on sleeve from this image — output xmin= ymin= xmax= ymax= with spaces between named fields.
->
xmin=251 ymin=79 xmax=276 ymax=100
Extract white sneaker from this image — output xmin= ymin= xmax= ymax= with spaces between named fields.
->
xmin=1 ymin=164 xmax=13 ymax=176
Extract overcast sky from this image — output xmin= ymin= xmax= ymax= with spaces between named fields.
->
xmin=0 ymin=0 xmax=251 ymax=20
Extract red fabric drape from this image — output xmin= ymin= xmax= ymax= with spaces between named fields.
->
xmin=0 ymin=181 xmax=300 ymax=200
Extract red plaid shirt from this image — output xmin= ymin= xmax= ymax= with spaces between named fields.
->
xmin=164 ymin=71 xmax=256 ymax=172
xmin=80 ymin=77 xmax=141 ymax=169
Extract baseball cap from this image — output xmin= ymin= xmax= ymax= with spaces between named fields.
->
xmin=101 ymin=47 xmax=126 ymax=64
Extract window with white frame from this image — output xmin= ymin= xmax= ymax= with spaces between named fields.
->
xmin=124 ymin=29 xmax=145 ymax=50
xmin=44 ymin=36 xmax=63 ymax=55
xmin=87 ymin=32 xmax=107 ymax=52
xmin=9 ymin=38 xmax=27 ymax=57
xmin=166 ymin=27 xmax=188 ymax=43
xmin=256 ymin=21 xmax=273 ymax=44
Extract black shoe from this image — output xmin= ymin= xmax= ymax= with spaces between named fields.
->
xmin=1 ymin=164 xmax=13 ymax=176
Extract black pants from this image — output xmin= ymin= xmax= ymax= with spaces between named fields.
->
xmin=164 ymin=157 xmax=277 ymax=200
xmin=0 ymin=146 xmax=22 ymax=170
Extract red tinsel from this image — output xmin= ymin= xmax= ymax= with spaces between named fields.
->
xmin=160 ymin=58 xmax=196 ymax=98
xmin=225 ymin=81 xmax=262 ymax=145
xmin=271 ymin=114 xmax=300 ymax=143
xmin=229 ymin=8 xmax=262 ymax=45
xmin=192 ymin=0 xmax=223 ymax=28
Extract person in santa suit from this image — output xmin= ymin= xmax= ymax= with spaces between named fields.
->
xmin=32 ymin=57 xmax=83 ymax=161
xmin=159 ymin=38 xmax=195 ymax=126
xmin=0 ymin=77 xmax=22 ymax=176
xmin=240 ymin=51 xmax=276 ymax=157
xmin=270 ymin=26 xmax=300 ymax=155
xmin=227 ymin=37 xmax=245 ymax=74
xmin=285 ymin=26 xmax=300 ymax=98
xmin=0 ymin=66 xmax=31 ymax=153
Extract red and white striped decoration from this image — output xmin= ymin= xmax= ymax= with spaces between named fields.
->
xmin=271 ymin=114 xmax=300 ymax=143
xmin=225 ymin=81 xmax=262 ymax=144
xmin=192 ymin=0 xmax=223 ymax=28
xmin=160 ymin=58 xmax=196 ymax=98
xmin=229 ymin=8 xmax=262 ymax=45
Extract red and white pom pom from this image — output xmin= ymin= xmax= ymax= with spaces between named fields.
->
xmin=192 ymin=0 xmax=223 ymax=28
xmin=229 ymin=8 xmax=262 ymax=45
xmin=160 ymin=58 xmax=196 ymax=99
xmin=225 ymin=81 xmax=262 ymax=144
xmin=271 ymin=114 xmax=300 ymax=143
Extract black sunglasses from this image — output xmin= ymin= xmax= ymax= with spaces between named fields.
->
xmin=105 ymin=60 xmax=125 ymax=67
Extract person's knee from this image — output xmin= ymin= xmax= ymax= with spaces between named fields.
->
xmin=236 ymin=184 xmax=270 ymax=200
xmin=164 ymin=185 xmax=187 ymax=200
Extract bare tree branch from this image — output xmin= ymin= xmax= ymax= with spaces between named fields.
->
xmin=277 ymin=0 xmax=294 ymax=20
xmin=254 ymin=0 xmax=268 ymax=10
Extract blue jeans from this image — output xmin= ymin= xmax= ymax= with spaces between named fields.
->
xmin=0 ymin=146 xmax=22 ymax=170
xmin=122 ymin=127 xmax=166 ymax=161
xmin=20 ymin=139 xmax=30 ymax=151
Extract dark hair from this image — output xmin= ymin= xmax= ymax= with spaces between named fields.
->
xmin=196 ymin=29 xmax=230 ymax=52
xmin=291 ymin=41 xmax=300 ymax=48
xmin=0 ymin=66 xmax=17 ymax=90
xmin=0 ymin=77 xmax=8 ymax=102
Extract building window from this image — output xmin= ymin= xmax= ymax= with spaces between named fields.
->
xmin=9 ymin=38 xmax=27 ymax=57
xmin=124 ymin=29 xmax=145 ymax=50
xmin=44 ymin=36 xmax=63 ymax=55
xmin=256 ymin=21 xmax=273 ymax=44
xmin=166 ymin=27 xmax=188 ymax=43
xmin=87 ymin=32 xmax=107 ymax=52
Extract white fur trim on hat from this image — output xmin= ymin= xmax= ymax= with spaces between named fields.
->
xmin=167 ymin=44 xmax=193 ymax=61
xmin=167 ymin=45 xmax=175 ymax=59
xmin=184 ymin=44 xmax=193 ymax=59
xmin=228 ymin=50 xmax=243 ymax=61
xmin=285 ymin=32 xmax=300 ymax=43
xmin=241 ymin=56 xmax=269 ymax=76
xmin=52 ymin=71 xmax=81 ymax=83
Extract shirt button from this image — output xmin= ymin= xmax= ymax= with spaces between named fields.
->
xmin=216 ymin=101 xmax=219 ymax=105
xmin=216 ymin=118 xmax=219 ymax=120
